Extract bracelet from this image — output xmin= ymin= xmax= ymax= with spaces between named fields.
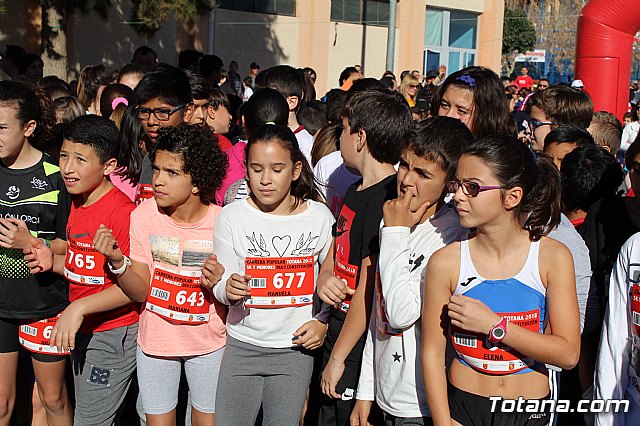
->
xmin=40 ymin=238 xmax=51 ymax=249
xmin=108 ymin=255 xmax=131 ymax=276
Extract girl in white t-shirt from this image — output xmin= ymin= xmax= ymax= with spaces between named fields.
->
xmin=203 ymin=123 xmax=334 ymax=425
xmin=92 ymin=124 xmax=229 ymax=425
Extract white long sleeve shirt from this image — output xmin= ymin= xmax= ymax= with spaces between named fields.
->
xmin=621 ymin=122 xmax=640 ymax=153
xmin=213 ymin=199 xmax=334 ymax=348
xmin=356 ymin=205 xmax=465 ymax=417
xmin=595 ymin=232 xmax=640 ymax=426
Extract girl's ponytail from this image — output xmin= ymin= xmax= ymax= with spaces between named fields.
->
xmin=34 ymin=88 xmax=56 ymax=145
xmin=521 ymin=154 xmax=561 ymax=241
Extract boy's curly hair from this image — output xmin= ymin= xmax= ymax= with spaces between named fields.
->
xmin=150 ymin=124 xmax=228 ymax=205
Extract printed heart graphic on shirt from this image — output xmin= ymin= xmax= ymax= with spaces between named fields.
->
xmin=272 ymin=236 xmax=291 ymax=257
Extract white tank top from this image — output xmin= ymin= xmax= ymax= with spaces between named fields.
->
xmin=451 ymin=236 xmax=547 ymax=375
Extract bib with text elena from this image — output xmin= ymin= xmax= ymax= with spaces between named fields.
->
xmin=451 ymin=309 xmax=541 ymax=375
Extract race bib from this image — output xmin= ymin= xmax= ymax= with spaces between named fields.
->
xmin=451 ymin=309 xmax=541 ymax=375
xmin=630 ymin=265 xmax=640 ymax=374
xmin=335 ymin=258 xmax=358 ymax=313
xmin=146 ymin=266 xmax=210 ymax=324
xmin=245 ymin=256 xmax=315 ymax=308
xmin=64 ymin=237 xmax=106 ymax=285
xmin=19 ymin=315 xmax=69 ymax=355
xmin=334 ymin=204 xmax=357 ymax=313
xmin=136 ymin=183 xmax=154 ymax=205
xmin=375 ymin=273 xmax=402 ymax=336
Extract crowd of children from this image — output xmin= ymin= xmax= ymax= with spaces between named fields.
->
xmin=0 ymin=53 xmax=639 ymax=426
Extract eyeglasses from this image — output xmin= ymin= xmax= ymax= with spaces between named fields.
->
xmin=528 ymin=119 xmax=556 ymax=132
xmin=409 ymin=84 xmax=420 ymax=89
xmin=136 ymin=104 xmax=187 ymax=121
xmin=446 ymin=180 xmax=504 ymax=197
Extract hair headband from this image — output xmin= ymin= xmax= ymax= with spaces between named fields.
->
xmin=111 ymin=97 xmax=129 ymax=111
xmin=456 ymin=75 xmax=476 ymax=87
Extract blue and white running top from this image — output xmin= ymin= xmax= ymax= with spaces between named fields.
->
xmin=451 ymin=236 xmax=547 ymax=375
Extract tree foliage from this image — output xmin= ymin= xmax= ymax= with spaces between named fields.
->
xmin=0 ymin=0 xmax=6 ymax=15
xmin=504 ymin=0 xmax=587 ymax=78
xmin=131 ymin=0 xmax=211 ymax=36
xmin=502 ymin=8 xmax=536 ymax=55
xmin=38 ymin=0 xmax=212 ymax=78
xmin=41 ymin=0 xmax=112 ymax=61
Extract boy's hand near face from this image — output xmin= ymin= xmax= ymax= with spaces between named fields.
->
xmin=383 ymin=191 xmax=430 ymax=228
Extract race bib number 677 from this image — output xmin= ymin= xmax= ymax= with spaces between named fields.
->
xmin=245 ymin=256 xmax=315 ymax=308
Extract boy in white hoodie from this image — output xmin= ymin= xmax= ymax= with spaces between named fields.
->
xmin=351 ymin=117 xmax=473 ymax=425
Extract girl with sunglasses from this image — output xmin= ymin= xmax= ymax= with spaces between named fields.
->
xmin=422 ymin=135 xmax=580 ymax=425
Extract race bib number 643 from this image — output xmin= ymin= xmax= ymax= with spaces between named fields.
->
xmin=146 ymin=266 xmax=210 ymax=324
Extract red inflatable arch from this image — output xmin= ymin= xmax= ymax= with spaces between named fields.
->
xmin=575 ymin=0 xmax=640 ymax=120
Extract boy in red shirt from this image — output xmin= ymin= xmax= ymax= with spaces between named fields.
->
xmin=25 ymin=115 xmax=138 ymax=425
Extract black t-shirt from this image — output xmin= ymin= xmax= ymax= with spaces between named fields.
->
xmin=0 ymin=154 xmax=71 ymax=319
xmin=323 ymin=174 xmax=397 ymax=386
xmin=579 ymin=196 xmax=640 ymax=320
xmin=336 ymin=178 xmax=395 ymax=264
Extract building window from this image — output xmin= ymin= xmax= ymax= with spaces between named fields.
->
xmin=216 ymin=0 xmax=295 ymax=16
xmin=330 ymin=0 xmax=390 ymax=27
xmin=424 ymin=8 xmax=478 ymax=74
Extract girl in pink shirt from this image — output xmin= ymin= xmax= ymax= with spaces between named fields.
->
xmin=93 ymin=124 xmax=228 ymax=425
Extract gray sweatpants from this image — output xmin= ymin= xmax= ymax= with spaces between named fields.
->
xmin=71 ymin=324 xmax=138 ymax=426
xmin=215 ymin=336 xmax=314 ymax=426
